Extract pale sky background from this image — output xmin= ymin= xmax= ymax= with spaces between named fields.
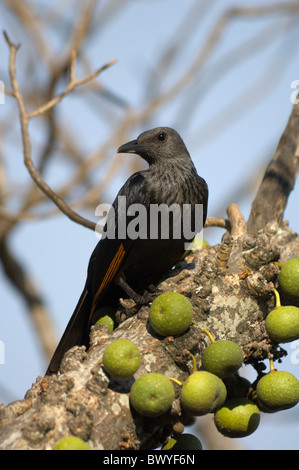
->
xmin=0 ymin=0 xmax=299 ymax=450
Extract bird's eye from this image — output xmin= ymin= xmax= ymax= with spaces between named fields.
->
xmin=158 ymin=132 xmax=167 ymax=141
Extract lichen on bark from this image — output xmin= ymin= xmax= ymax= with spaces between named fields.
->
xmin=1 ymin=211 xmax=298 ymax=450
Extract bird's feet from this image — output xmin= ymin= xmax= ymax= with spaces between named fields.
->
xmin=135 ymin=284 xmax=162 ymax=305
xmin=116 ymin=275 xmax=160 ymax=306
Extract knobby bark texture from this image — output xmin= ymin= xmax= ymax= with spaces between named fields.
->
xmin=0 ymin=217 xmax=299 ymax=450
xmin=247 ymin=101 xmax=299 ymax=234
xmin=1 ymin=101 xmax=299 ymax=449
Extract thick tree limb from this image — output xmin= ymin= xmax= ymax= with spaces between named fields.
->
xmin=247 ymin=102 xmax=299 ymax=234
xmin=1 ymin=92 xmax=299 ymax=448
xmin=1 ymin=210 xmax=298 ymax=450
xmin=2 ymin=4 xmax=299 ymax=450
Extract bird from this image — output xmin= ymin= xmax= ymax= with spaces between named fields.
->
xmin=46 ymin=127 xmax=208 ymax=374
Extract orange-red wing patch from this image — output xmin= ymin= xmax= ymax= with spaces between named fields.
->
xmin=90 ymin=242 xmax=126 ymax=317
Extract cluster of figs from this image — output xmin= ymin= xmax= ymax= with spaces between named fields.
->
xmin=53 ymin=258 xmax=299 ymax=450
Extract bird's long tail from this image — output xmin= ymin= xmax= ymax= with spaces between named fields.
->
xmin=45 ymin=288 xmax=92 ymax=375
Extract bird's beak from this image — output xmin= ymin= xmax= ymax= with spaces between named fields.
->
xmin=117 ymin=139 xmax=138 ymax=154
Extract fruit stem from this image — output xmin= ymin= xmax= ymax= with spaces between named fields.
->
xmin=269 ymin=357 xmax=276 ymax=373
xmin=169 ymin=377 xmax=183 ymax=386
xmin=273 ymin=288 xmax=281 ymax=308
xmin=201 ymin=329 xmax=215 ymax=343
xmin=189 ymin=352 xmax=197 ymax=373
xmin=274 ymin=261 xmax=284 ymax=268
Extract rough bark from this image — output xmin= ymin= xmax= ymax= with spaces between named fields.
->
xmin=1 ymin=99 xmax=299 ymax=450
xmin=2 ymin=3 xmax=299 ymax=451
xmin=247 ymin=102 xmax=299 ymax=234
xmin=0 ymin=211 xmax=299 ymax=450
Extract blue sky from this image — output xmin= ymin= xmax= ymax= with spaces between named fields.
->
xmin=0 ymin=0 xmax=299 ymax=450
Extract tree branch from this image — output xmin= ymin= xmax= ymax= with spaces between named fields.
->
xmin=247 ymin=102 xmax=299 ymax=234
xmin=0 ymin=211 xmax=297 ymax=450
xmin=27 ymin=52 xmax=117 ymax=119
xmin=4 ymin=31 xmax=116 ymax=233
xmin=2 ymin=3 xmax=299 ymax=450
xmin=204 ymin=217 xmax=230 ymax=230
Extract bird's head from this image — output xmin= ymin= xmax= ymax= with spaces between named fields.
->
xmin=117 ymin=127 xmax=190 ymax=165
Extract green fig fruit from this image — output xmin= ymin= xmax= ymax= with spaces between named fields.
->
xmin=53 ymin=436 xmax=89 ymax=450
xmin=214 ymin=398 xmax=260 ymax=438
xmin=256 ymin=370 xmax=299 ymax=412
xmin=92 ymin=307 xmax=116 ymax=333
xmin=94 ymin=314 xmax=114 ymax=333
xmin=278 ymin=257 xmax=299 ymax=300
xmin=180 ymin=371 xmax=227 ymax=416
xmin=162 ymin=433 xmax=202 ymax=450
xmin=102 ymin=339 xmax=141 ymax=379
xmin=130 ymin=373 xmax=175 ymax=417
xmin=149 ymin=292 xmax=193 ymax=337
xmin=265 ymin=305 xmax=299 ymax=343
xmin=202 ymin=340 xmax=244 ymax=378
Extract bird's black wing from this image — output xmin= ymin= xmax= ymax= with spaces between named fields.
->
xmin=46 ymin=172 xmax=148 ymax=374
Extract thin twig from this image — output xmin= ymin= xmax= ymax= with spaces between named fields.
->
xmin=133 ymin=2 xmax=299 ymax=126
xmin=27 ymin=55 xmax=117 ymax=119
xmin=204 ymin=217 xmax=230 ymax=230
xmin=4 ymin=31 xmax=116 ymax=232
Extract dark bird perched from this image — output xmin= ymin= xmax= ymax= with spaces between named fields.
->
xmin=46 ymin=127 xmax=208 ymax=375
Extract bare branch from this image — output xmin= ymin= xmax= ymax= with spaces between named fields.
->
xmin=27 ymin=54 xmax=117 ymax=119
xmin=204 ymin=217 xmax=230 ymax=230
xmin=135 ymin=2 xmax=299 ymax=124
xmin=3 ymin=0 xmax=54 ymax=69
xmin=226 ymin=203 xmax=247 ymax=239
xmin=0 ymin=217 xmax=296 ymax=449
xmin=4 ymin=31 xmax=116 ymax=233
xmin=247 ymin=102 xmax=299 ymax=234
